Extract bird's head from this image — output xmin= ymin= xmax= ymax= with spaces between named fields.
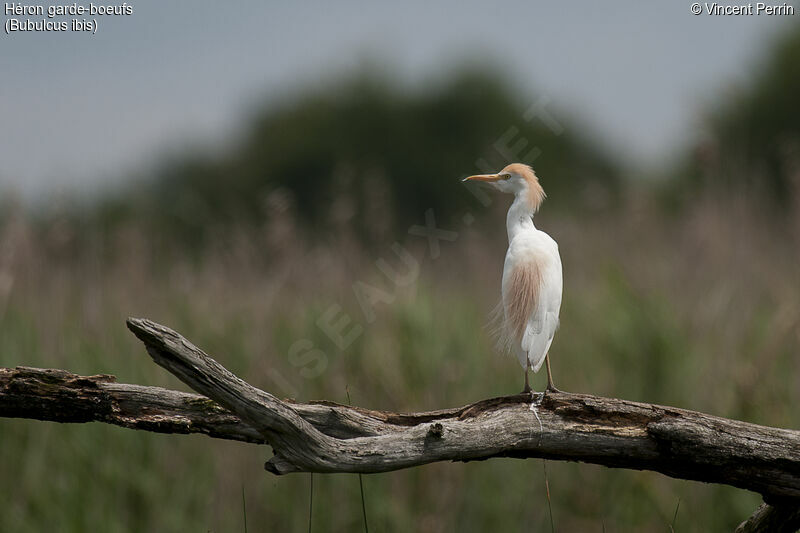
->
xmin=462 ymin=163 xmax=546 ymax=212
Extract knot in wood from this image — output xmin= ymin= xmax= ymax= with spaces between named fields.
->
xmin=427 ymin=422 xmax=444 ymax=438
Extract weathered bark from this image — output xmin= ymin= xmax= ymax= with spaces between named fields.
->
xmin=0 ymin=366 xmax=264 ymax=444
xmin=2 ymin=317 xmax=799 ymax=531
xmin=0 ymin=367 xmax=410 ymax=442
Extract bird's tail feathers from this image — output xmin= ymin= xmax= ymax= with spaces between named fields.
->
xmin=526 ymin=332 xmax=553 ymax=373
xmin=530 ymin=351 xmax=547 ymax=373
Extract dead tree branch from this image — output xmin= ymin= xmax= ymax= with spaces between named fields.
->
xmin=0 ymin=366 xmax=264 ymax=444
xmin=2 ymin=317 xmax=799 ymax=530
xmin=735 ymin=503 xmax=800 ymax=533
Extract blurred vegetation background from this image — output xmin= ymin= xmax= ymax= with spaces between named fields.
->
xmin=1 ymin=22 xmax=800 ymax=533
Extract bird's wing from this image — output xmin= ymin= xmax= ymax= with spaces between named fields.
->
xmin=521 ymin=246 xmax=563 ymax=373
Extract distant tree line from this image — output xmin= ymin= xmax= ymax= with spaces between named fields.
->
xmin=19 ymin=25 xmax=800 ymax=245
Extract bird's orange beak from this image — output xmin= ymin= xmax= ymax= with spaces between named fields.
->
xmin=462 ymin=173 xmax=502 ymax=182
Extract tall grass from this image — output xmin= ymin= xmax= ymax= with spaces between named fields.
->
xmin=0 ymin=188 xmax=797 ymax=531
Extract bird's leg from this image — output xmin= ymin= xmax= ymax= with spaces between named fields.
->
xmin=545 ymin=354 xmax=561 ymax=393
xmin=522 ymin=362 xmax=532 ymax=394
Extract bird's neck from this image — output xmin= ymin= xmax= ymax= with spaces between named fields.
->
xmin=506 ymin=194 xmax=536 ymax=243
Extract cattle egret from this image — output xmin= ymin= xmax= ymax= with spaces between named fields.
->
xmin=463 ymin=163 xmax=563 ymax=394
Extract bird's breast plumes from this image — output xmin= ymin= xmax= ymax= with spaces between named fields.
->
xmin=504 ymin=258 xmax=543 ymax=344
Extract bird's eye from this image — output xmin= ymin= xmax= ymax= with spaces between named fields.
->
xmin=503 ymin=174 xmax=512 ymax=179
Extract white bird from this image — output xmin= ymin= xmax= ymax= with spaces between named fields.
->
xmin=463 ymin=163 xmax=563 ymax=394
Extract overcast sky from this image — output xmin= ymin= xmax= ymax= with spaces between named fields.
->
xmin=1 ymin=1 xmax=796 ymax=199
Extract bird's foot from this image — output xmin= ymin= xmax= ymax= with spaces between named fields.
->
xmin=521 ymin=385 xmax=543 ymax=402
xmin=545 ymin=385 xmax=562 ymax=394
xmin=521 ymin=387 xmax=544 ymax=403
